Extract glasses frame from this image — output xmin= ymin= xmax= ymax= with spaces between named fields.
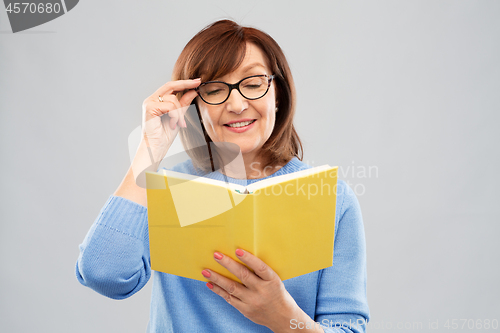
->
xmin=195 ymin=74 xmax=275 ymax=105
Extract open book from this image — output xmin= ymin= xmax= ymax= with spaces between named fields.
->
xmin=146 ymin=164 xmax=338 ymax=282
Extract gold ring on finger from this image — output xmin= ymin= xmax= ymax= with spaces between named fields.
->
xmin=158 ymin=95 xmax=164 ymax=102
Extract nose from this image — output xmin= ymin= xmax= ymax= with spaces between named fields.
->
xmin=225 ymin=88 xmax=247 ymax=114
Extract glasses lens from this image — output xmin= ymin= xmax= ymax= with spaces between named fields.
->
xmin=240 ymin=76 xmax=269 ymax=99
xmin=198 ymin=82 xmax=229 ymax=104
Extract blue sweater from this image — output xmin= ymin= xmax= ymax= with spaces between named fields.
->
xmin=76 ymin=157 xmax=370 ymax=332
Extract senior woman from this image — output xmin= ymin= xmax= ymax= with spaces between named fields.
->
xmin=76 ymin=20 xmax=370 ymax=333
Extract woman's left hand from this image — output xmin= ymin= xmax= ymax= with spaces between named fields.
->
xmin=201 ymin=249 xmax=317 ymax=333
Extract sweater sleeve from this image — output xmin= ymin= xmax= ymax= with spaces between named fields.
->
xmin=75 ymin=195 xmax=151 ymax=300
xmin=315 ymin=180 xmax=370 ymax=333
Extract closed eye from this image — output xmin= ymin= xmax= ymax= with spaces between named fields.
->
xmin=242 ymin=84 xmax=262 ymax=89
xmin=206 ymin=89 xmax=223 ymax=95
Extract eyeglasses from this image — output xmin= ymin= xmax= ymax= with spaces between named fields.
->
xmin=195 ymin=74 xmax=275 ymax=105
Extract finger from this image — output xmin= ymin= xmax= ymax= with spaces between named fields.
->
xmin=213 ymin=252 xmax=260 ymax=287
xmin=201 ymin=268 xmax=249 ymax=301
xmin=162 ymin=94 xmax=192 ymax=128
xmin=146 ymin=100 xmax=179 ymax=118
xmin=169 ymin=117 xmax=177 ymax=130
xmin=178 ymin=89 xmax=199 ymax=107
xmin=154 ymin=78 xmax=201 ymax=98
xmin=161 ymin=94 xmax=183 ymax=112
xmin=234 ymin=249 xmax=276 ymax=281
xmin=166 ymin=109 xmax=188 ymax=130
xmin=206 ymin=282 xmax=247 ymax=309
xmin=179 ymin=112 xmax=187 ymax=128
xmin=152 ymin=96 xmax=183 ymax=130
xmin=163 ymin=97 xmax=184 ymax=128
xmin=179 ymin=91 xmax=198 ymax=128
xmin=168 ymin=96 xmax=188 ymax=128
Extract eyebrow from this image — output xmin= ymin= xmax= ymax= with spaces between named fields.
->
xmin=211 ymin=62 xmax=268 ymax=83
xmin=240 ymin=63 xmax=267 ymax=72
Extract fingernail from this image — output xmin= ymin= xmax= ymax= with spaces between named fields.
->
xmin=214 ymin=252 xmax=223 ymax=260
xmin=206 ymin=282 xmax=214 ymax=289
xmin=194 ymin=78 xmax=201 ymax=81
xmin=235 ymin=249 xmax=244 ymax=257
xmin=202 ymin=270 xmax=211 ymax=278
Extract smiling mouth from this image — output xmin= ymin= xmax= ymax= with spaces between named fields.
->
xmin=224 ymin=119 xmax=257 ymax=128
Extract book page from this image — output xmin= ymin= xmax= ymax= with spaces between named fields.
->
xmin=148 ymin=170 xmax=247 ymax=226
xmin=246 ymin=165 xmax=333 ymax=192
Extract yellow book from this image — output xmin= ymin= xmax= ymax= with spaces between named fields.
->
xmin=146 ymin=164 xmax=338 ymax=283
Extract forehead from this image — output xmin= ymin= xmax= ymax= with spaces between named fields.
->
xmin=242 ymin=43 xmax=269 ymax=69
xmin=219 ymin=43 xmax=271 ymax=80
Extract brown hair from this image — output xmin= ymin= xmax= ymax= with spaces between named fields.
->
xmin=172 ymin=19 xmax=303 ymax=173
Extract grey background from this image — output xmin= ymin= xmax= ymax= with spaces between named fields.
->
xmin=1 ymin=0 xmax=499 ymax=332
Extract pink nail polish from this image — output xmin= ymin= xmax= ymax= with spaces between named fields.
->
xmin=235 ymin=249 xmax=244 ymax=257
xmin=206 ymin=282 xmax=213 ymax=289
xmin=202 ymin=270 xmax=211 ymax=278
xmin=214 ymin=252 xmax=223 ymax=260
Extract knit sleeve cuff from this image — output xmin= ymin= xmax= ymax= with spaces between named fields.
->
xmin=95 ymin=195 xmax=148 ymax=240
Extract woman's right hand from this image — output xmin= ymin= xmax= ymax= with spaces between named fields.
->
xmin=141 ymin=78 xmax=201 ymax=162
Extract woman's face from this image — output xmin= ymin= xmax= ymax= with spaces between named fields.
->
xmin=197 ymin=42 xmax=277 ymax=161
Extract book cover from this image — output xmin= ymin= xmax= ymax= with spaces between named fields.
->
xmin=146 ymin=165 xmax=338 ymax=282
